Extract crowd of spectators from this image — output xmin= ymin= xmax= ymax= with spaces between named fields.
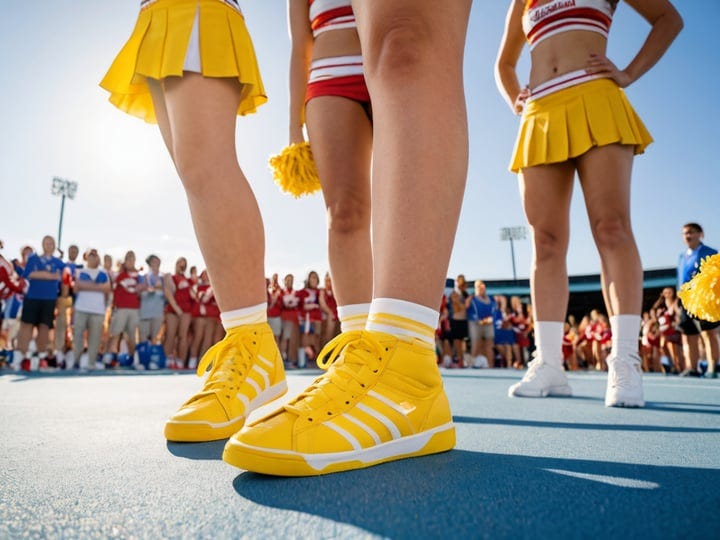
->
xmin=2 ymin=235 xmax=717 ymax=378
xmin=0 ymin=236 xmax=341 ymax=372
xmin=438 ymin=275 xmax=718 ymax=377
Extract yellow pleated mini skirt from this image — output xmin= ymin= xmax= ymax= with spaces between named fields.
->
xmin=510 ymin=76 xmax=653 ymax=173
xmin=100 ymin=0 xmax=267 ymax=123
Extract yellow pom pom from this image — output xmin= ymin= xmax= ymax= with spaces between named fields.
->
xmin=268 ymin=142 xmax=322 ymax=198
xmin=678 ymin=253 xmax=720 ymax=322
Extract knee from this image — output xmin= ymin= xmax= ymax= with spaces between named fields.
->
xmin=591 ymin=215 xmax=634 ymax=252
xmin=364 ymin=17 xmax=432 ymax=80
xmin=326 ymin=198 xmax=370 ymax=236
xmin=532 ymin=227 xmax=567 ymax=263
xmin=173 ymin=146 xmax=227 ymax=197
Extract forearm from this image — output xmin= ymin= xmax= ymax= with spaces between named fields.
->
xmin=289 ymin=47 xmax=311 ymax=142
xmin=495 ymin=63 xmax=523 ymax=112
xmin=28 ymin=271 xmax=59 ymax=280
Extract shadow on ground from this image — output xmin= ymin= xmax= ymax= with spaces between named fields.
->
xmin=233 ymin=449 xmax=720 ymax=539
xmin=166 ymin=440 xmax=226 ymax=460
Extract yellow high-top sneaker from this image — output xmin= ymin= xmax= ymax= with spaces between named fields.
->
xmin=222 ymin=330 xmax=455 ymax=476
xmin=164 ymin=322 xmax=287 ymax=442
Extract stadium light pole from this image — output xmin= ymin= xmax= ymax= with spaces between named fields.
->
xmin=51 ymin=177 xmax=78 ymax=254
xmin=500 ymin=226 xmax=527 ymax=282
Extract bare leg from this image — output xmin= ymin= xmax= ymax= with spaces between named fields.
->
xmin=149 ymin=74 xmax=266 ymax=311
xmin=306 ymin=97 xmax=373 ymax=306
xmin=36 ymin=325 xmax=50 ymax=354
xmin=176 ymin=312 xmax=192 ymax=366
xmin=701 ymin=329 xmax=718 ymax=375
xmin=164 ymin=312 xmax=179 ymax=360
xmin=352 ymin=0 xmax=472 ymax=308
xmin=520 ymin=164 xmax=575 ymax=321
xmin=577 ymin=145 xmax=642 ymax=316
xmin=17 ymin=323 xmax=33 ymax=355
xmin=190 ymin=317 xmax=207 ymax=360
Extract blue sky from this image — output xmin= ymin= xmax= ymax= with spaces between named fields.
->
xmin=1 ymin=2 xmax=718 ymax=283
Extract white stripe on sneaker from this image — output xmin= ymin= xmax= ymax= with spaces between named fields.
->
xmin=324 ymin=421 xmax=362 ymax=451
xmin=356 ymin=403 xmax=401 ymax=440
xmin=245 ymin=377 xmax=261 ymax=396
xmin=368 ymin=390 xmax=410 ymax=416
xmin=342 ymin=413 xmax=382 ymax=445
xmin=252 ymin=364 xmax=270 ymax=388
xmin=256 ymin=354 xmax=274 ymax=370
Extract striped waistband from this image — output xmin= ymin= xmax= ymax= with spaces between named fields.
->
xmin=528 ymin=69 xmax=609 ymax=101
xmin=140 ymin=0 xmax=241 ymax=13
xmin=308 ymin=55 xmax=364 ymax=84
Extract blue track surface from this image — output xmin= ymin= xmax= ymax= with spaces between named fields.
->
xmin=1 ymin=369 xmax=718 ymax=539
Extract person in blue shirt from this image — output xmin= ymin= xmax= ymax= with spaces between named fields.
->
xmin=677 ymin=222 xmax=719 ymax=377
xmin=15 ymin=236 xmax=65 ymax=371
xmin=467 ymin=280 xmax=496 ymax=368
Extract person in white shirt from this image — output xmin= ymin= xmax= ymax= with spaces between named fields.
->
xmin=71 ymin=249 xmax=111 ymax=370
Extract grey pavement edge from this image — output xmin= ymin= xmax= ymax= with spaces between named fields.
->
xmin=1 ymin=368 xmax=719 ymax=539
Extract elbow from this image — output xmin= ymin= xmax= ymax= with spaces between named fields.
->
xmin=659 ymin=8 xmax=684 ymax=40
xmin=671 ymin=13 xmax=684 ymax=38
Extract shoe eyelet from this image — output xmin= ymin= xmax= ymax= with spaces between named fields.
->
xmin=308 ymin=417 xmax=313 ymax=422
xmin=345 ymin=401 xmax=350 ymax=405
xmin=327 ymin=411 xmax=332 ymax=415
xmin=360 ymin=383 xmax=365 ymax=388
xmin=385 ymin=348 xmax=389 ymax=351
xmin=373 ymin=370 xmax=378 ymax=373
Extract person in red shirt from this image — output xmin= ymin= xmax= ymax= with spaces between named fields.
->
xmin=319 ymin=273 xmax=339 ymax=348
xmin=104 ymin=250 xmax=146 ymax=367
xmin=164 ymin=257 xmax=194 ymax=369
xmin=590 ymin=310 xmax=611 ymax=371
xmin=279 ymin=274 xmax=300 ymax=367
xmin=510 ymin=295 xmax=531 ymax=369
xmin=1 ymin=243 xmax=28 ymax=360
xmin=189 ymin=270 xmax=221 ymax=368
xmin=296 ymin=270 xmax=323 ymax=365
xmin=0 ymin=247 xmax=27 ymax=303
xmin=562 ymin=321 xmax=578 ymax=371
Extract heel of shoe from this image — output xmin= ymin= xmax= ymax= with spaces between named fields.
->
xmin=419 ymin=424 xmax=456 ymax=455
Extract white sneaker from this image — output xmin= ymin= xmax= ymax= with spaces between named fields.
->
xmin=64 ymin=350 xmax=75 ymax=370
xmin=473 ymin=355 xmax=489 ymax=369
xmin=508 ymin=358 xmax=572 ymax=398
xmin=605 ymin=354 xmax=644 ymax=408
xmin=11 ymin=351 xmax=23 ymax=372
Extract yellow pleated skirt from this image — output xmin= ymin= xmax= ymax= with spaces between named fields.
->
xmin=510 ymin=78 xmax=653 ymax=173
xmin=100 ymin=0 xmax=267 ymax=124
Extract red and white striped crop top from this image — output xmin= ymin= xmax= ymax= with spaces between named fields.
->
xmin=309 ymin=0 xmax=356 ymax=38
xmin=523 ymin=0 xmax=615 ymax=50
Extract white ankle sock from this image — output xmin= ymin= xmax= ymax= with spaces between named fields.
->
xmin=610 ymin=314 xmax=641 ymax=359
xmin=220 ymin=303 xmax=267 ymax=330
xmin=366 ymin=298 xmax=438 ymax=346
xmin=338 ymin=303 xmax=371 ymax=333
xmin=534 ymin=321 xmax=564 ymax=367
